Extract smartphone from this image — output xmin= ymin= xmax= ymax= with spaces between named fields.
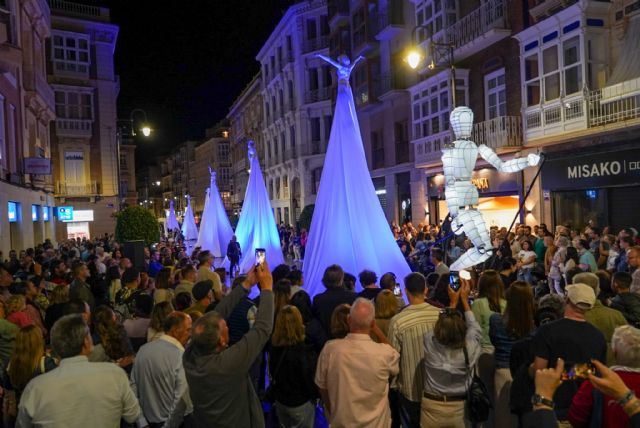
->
xmin=561 ymin=362 xmax=596 ymax=381
xmin=255 ymin=248 xmax=266 ymax=267
xmin=393 ymin=284 xmax=401 ymax=296
xmin=449 ymin=272 xmax=461 ymax=292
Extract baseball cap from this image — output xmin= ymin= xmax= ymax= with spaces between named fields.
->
xmin=566 ymin=283 xmax=596 ymax=309
xmin=192 ymin=280 xmax=213 ymax=300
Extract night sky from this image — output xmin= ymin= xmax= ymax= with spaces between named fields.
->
xmin=83 ymin=0 xmax=294 ymax=164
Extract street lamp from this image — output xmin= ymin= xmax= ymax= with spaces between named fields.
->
xmin=404 ymin=26 xmax=457 ymax=106
xmin=130 ymin=108 xmax=152 ymax=138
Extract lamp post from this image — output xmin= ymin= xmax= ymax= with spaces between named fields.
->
xmin=116 ymin=109 xmax=153 ymax=211
xmin=404 ymin=26 xmax=457 ymax=107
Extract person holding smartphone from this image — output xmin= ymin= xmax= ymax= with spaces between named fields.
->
xmin=421 ymin=276 xmax=482 ymax=427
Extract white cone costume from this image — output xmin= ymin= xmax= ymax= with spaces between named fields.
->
xmin=445 ymin=107 xmax=540 ymax=271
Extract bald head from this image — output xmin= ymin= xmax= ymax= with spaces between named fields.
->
xmin=349 ymin=298 xmax=375 ymax=332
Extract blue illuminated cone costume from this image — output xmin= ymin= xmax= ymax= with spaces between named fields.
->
xmin=181 ymin=195 xmax=198 ymax=256
xmin=166 ymin=200 xmax=179 ymax=232
xmin=196 ymin=168 xmax=234 ymax=267
xmin=303 ymin=55 xmax=411 ymax=296
xmin=236 ymin=141 xmax=284 ymax=273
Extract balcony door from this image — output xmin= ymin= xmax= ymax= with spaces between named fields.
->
xmin=64 ymin=151 xmax=85 ymax=189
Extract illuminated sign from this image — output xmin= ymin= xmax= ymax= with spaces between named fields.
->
xmin=42 ymin=206 xmax=50 ymax=222
xmin=31 ymin=205 xmax=39 ymax=221
xmin=57 ymin=206 xmax=74 ymax=222
xmin=471 ymin=177 xmax=490 ymax=190
xmin=7 ymin=202 xmax=18 ymax=223
xmin=72 ymin=210 xmax=94 ymax=222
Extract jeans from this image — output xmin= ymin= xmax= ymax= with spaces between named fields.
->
xmin=517 ymin=267 xmax=533 ymax=285
xmin=398 ymin=394 xmax=421 ymax=428
xmin=275 ymin=401 xmax=315 ymax=428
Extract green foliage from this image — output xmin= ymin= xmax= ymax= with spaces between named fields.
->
xmin=115 ymin=206 xmax=160 ymax=245
xmin=298 ymin=204 xmax=315 ymax=231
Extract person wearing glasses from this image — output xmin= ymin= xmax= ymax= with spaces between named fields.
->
xmin=421 ymin=278 xmax=482 ymax=427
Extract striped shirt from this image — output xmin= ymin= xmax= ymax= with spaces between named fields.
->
xmin=388 ymin=302 xmax=440 ymax=402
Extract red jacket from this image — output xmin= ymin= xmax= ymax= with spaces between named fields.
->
xmin=569 ymin=369 xmax=640 ymax=428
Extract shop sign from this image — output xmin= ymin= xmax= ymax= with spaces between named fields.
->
xmin=542 ymin=148 xmax=640 ymax=190
xmin=471 ymin=177 xmax=490 ymax=190
xmin=23 ymin=158 xmax=51 ymax=175
xmin=72 ymin=210 xmax=94 ymax=222
xmin=56 ymin=206 xmax=73 ymax=222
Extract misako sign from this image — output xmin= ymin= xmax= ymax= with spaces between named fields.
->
xmin=542 ymin=148 xmax=640 ymax=190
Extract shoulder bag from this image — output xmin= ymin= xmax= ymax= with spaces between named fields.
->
xmin=463 ymin=345 xmax=492 ymax=424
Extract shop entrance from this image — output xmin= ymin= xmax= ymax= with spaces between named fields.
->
xmin=437 ymin=195 xmax=520 ymax=228
xmin=66 ymin=222 xmax=90 ymax=240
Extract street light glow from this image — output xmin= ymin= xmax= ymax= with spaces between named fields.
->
xmin=405 ymin=49 xmax=423 ymax=70
xmin=155 ymin=181 xmax=161 ymax=186
xmin=141 ymin=126 xmax=151 ymax=137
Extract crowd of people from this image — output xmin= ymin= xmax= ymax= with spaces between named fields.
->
xmin=0 ymin=220 xmax=638 ymax=427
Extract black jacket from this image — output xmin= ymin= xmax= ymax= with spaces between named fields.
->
xmin=611 ymin=292 xmax=640 ymax=327
xmin=312 ymin=288 xmax=356 ymax=337
xmin=269 ymin=343 xmax=318 ymax=407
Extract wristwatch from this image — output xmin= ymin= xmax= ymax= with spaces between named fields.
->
xmin=532 ymin=393 xmax=555 ymax=409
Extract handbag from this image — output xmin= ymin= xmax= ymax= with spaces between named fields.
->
xmin=463 ymin=346 xmax=492 ymax=424
xmin=264 ymin=348 xmax=288 ymax=404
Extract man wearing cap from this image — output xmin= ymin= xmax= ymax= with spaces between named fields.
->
xmin=529 ymin=283 xmax=607 ymax=424
xmin=184 ymin=280 xmax=214 ymax=317
xmin=196 ymin=251 xmax=223 ymax=302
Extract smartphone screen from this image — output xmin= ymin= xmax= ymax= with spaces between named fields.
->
xmin=255 ymin=248 xmax=266 ymax=266
xmin=393 ymin=284 xmax=401 ymax=296
xmin=449 ymin=272 xmax=461 ymax=291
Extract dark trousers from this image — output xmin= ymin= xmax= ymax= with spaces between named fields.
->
xmin=398 ymin=393 xmax=421 ymax=428
xmin=229 ymin=257 xmax=239 ymax=278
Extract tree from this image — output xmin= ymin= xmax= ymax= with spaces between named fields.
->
xmin=115 ymin=206 xmax=160 ymax=245
xmin=298 ymin=204 xmax=315 ymax=231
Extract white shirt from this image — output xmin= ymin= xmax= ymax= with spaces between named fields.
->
xmin=518 ymin=250 xmax=536 ymax=269
xmin=131 ymin=334 xmax=192 ymax=427
xmin=17 ymin=355 xmax=140 ymax=428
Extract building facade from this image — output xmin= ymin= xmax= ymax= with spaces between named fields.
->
xmin=0 ymin=0 xmax=56 ymax=254
xmin=328 ymin=0 xmax=418 ymax=224
xmin=227 ymin=74 xmax=264 ymax=219
xmin=406 ymin=0 xmax=533 ymax=228
xmin=517 ymin=0 xmax=640 ymax=231
xmin=193 ymin=125 xmax=232 ymax=217
xmin=160 ymin=140 xmax=196 ymax=221
xmin=48 ymin=0 xmax=120 ymax=240
xmin=257 ymin=0 xmax=333 ymax=226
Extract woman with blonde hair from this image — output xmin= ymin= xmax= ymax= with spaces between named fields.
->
xmin=373 ymin=290 xmax=398 ymax=340
xmin=2 ymin=325 xmax=56 ymax=426
xmin=269 ymin=305 xmax=318 ymax=428
xmin=5 ymin=295 xmax=32 ymax=328
xmin=329 ymin=303 xmax=351 ymax=339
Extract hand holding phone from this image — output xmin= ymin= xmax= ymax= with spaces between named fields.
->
xmin=449 ymin=272 xmax=461 ymax=292
xmin=255 ymin=248 xmax=266 ymax=267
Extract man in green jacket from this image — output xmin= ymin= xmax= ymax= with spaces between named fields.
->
xmin=183 ymin=262 xmax=273 ymax=428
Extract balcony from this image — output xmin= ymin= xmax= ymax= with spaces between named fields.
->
xmin=328 ymin=0 xmax=349 ymax=27
xmin=374 ymin=5 xmax=404 ymax=41
xmin=284 ymin=148 xmax=298 ymax=161
xmin=432 ymin=0 xmax=510 ymax=63
xmin=529 ymin=0 xmax=576 ymax=22
xmin=304 ymin=87 xmax=331 ymax=104
xmin=377 ymin=73 xmax=410 ymax=99
xmin=395 ymin=141 xmax=411 ymax=164
xmin=302 ymin=140 xmax=325 ymax=156
xmin=472 ymin=116 xmax=523 ymax=150
xmin=302 ymin=36 xmax=329 ymax=54
xmin=49 ymin=0 xmax=110 ymax=22
xmin=524 ymin=77 xmax=640 ymax=142
xmin=55 ymin=181 xmax=99 ymax=197
xmin=414 ymin=130 xmax=450 ymax=168
xmin=55 ymin=119 xmax=93 ymax=138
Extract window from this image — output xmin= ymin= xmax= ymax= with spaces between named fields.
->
xmin=543 ymin=45 xmax=560 ymax=101
xmin=485 ymin=68 xmax=506 ymax=119
xmin=51 ymin=32 xmax=90 ymax=75
xmin=306 ymin=18 xmax=317 ymax=40
xmin=269 ymin=179 xmax=274 ymax=199
xmin=320 ymin=15 xmax=329 ymax=36
xmin=524 ymin=54 xmax=540 ymax=107
xmin=309 ymin=68 xmax=319 ymax=91
xmin=275 ymin=177 xmax=281 ymax=199
xmin=394 ymin=121 xmax=409 ymax=164
xmin=7 ymin=201 xmax=18 ymax=223
xmin=283 ymin=175 xmax=289 ymax=197
xmin=311 ymin=167 xmax=322 ymax=195
xmin=414 ymin=0 xmax=456 ymax=42
xmin=563 ymin=36 xmax=582 ymax=95
xmin=352 ymin=7 xmax=366 ymax=47
xmin=289 ymin=126 xmax=296 ymax=157
xmin=310 ymin=118 xmax=321 ymax=154
xmin=323 ymin=115 xmax=332 ymax=142
xmin=371 ymin=130 xmax=384 ymax=169
xmin=55 ymin=90 xmax=93 ymax=119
